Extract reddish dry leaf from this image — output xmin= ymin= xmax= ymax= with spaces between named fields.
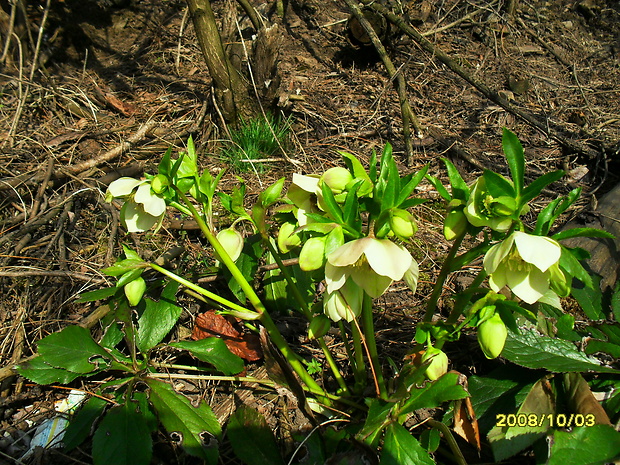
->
xmin=103 ymin=92 xmax=136 ymax=116
xmin=563 ymin=372 xmax=612 ymax=426
xmin=191 ymin=311 xmax=262 ymax=362
xmin=453 ymin=396 xmax=481 ymax=450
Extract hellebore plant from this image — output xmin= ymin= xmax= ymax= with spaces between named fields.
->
xmin=17 ymin=131 xmax=620 ymax=465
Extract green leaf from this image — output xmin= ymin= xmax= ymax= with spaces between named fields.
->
xmin=571 ymin=273 xmax=605 ymax=320
xmin=356 ymin=398 xmax=393 ymax=447
xmin=170 ymin=338 xmax=244 ymax=376
xmin=425 ymin=173 xmax=451 ymax=201
xmin=399 ymin=372 xmax=469 ymax=416
xmin=561 ymin=246 xmax=594 ymax=289
xmin=158 ymin=146 xmax=173 ymax=176
xmin=442 ymin=158 xmax=469 ymax=201
xmin=226 ymin=234 xmax=262 ymax=303
xmin=488 ymin=377 xmax=555 ymax=462
xmin=548 ymin=425 xmax=620 ymax=465
xmin=380 ymin=423 xmax=435 ymax=465
xmin=502 ymin=328 xmax=618 ymax=373
xmin=553 ymin=227 xmax=615 ymax=242
xmin=612 ymin=280 xmax=620 ymax=321
xmin=116 ymin=268 xmax=144 ymax=288
xmin=76 ymin=287 xmax=119 ymax=303
xmin=534 ymin=187 xmax=582 ymax=235
xmin=342 ymin=180 xmax=362 ymax=229
xmin=137 ymin=280 xmax=182 ymax=352
xmin=227 ymin=406 xmax=285 ymax=465
xmin=16 ymin=355 xmax=81 ymax=384
xmin=102 ymin=259 xmax=145 ymax=277
xmin=520 ymin=170 xmax=565 ymax=205
xmin=396 ymin=165 xmax=429 ymax=207
xmin=37 ymin=326 xmax=111 ymax=374
xmin=146 ymin=378 xmax=221 ymax=463
xmin=468 ymin=365 xmax=538 ymax=434
xmin=502 ymin=128 xmax=525 ymax=195
xmin=482 ymin=170 xmax=516 ymax=198
xmin=259 ymin=177 xmax=285 ymax=208
xmin=320 ymin=182 xmax=344 ymax=223
xmin=92 ymin=401 xmax=152 ymax=465
xmin=64 ymin=396 xmax=108 ymax=451
xmin=263 ymin=249 xmax=315 ymax=313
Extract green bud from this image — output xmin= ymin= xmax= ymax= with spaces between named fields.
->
xmin=124 ymin=277 xmax=146 ymax=306
xmin=308 ymin=315 xmax=331 ymax=340
xmin=299 ymin=236 xmax=327 ymax=271
xmin=477 ymin=312 xmax=507 ymax=359
xmin=216 ymin=227 xmax=244 ymax=262
xmin=389 ymin=208 xmax=417 ymax=239
xmin=277 ymin=222 xmax=301 ymax=253
xmin=421 ymin=347 xmax=448 ymax=381
xmin=151 ymin=174 xmax=169 ymax=194
xmin=320 ymin=167 xmax=353 ymax=194
xmin=443 ymin=209 xmax=467 ymax=241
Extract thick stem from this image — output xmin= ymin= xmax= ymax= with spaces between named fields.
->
xmin=424 ymin=228 xmax=467 ymax=322
xmin=350 ymin=319 xmax=367 ymax=392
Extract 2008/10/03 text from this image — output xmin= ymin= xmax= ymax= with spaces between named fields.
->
xmin=496 ymin=413 xmax=596 ymax=428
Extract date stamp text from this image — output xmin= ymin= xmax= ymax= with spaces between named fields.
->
xmin=495 ymin=413 xmax=596 ymax=428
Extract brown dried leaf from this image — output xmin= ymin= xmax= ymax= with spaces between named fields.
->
xmin=103 ymin=92 xmax=136 ymax=116
xmin=191 ymin=311 xmax=262 ymax=362
xmin=453 ymin=396 xmax=481 ymax=450
xmin=563 ymin=372 xmax=612 ymax=426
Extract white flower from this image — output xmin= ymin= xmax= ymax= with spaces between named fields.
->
xmin=325 ymin=237 xmax=415 ymax=298
xmin=287 ymin=173 xmax=321 ymax=226
xmin=106 ymin=177 xmax=166 ymax=233
xmin=484 ymin=231 xmax=565 ymax=304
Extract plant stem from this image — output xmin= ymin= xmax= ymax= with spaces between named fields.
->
xmin=173 ymin=188 xmax=327 ymax=398
xmin=424 ymin=228 xmax=467 ymax=322
xmin=350 ymin=318 xmax=367 ymax=392
xmin=427 ymin=419 xmax=468 ymax=465
xmin=360 ymin=294 xmax=387 ymax=399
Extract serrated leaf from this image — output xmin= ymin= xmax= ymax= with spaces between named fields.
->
xmin=37 ymin=326 xmax=111 ymax=374
xmin=137 ymin=280 xmax=182 ymax=352
xmin=102 ymin=259 xmax=145 ymax=277
xmin=442 ymin=158 xmax=469 ymax=201
xmin=170 ymin=338 xmax=244 ymax=375
xmin=356 ymin=398 xmax=393 ymax=447
xmin=64 ymin=396 xmax=109 ymax=451
xmin=548 ymin=425 xmax=620 ymax=465
xmin=571 ymin=273 xmax=605 ymax=320
xmin=502 ymin=328 xmax=618 ymax=373
xmin=502 ymin=128 xmax=524 ymax=195
xmin=16 ymin=355 xmax=81 ymax=384
xmin=92 ymin=402 xmax=152 ymax=465
xmin=146 ymin=378 xmax=221 ymax=463
xmin=227 ymin=406 xmax=285 ymax=465
xmin=399 ymin=372 xmax=469 ymax=416
xmin=380 ymin=422 xmax=435 ymax=465
xmin=561 ymin=246 xmax=594 ymax=289
xmin=563 ymin=372 xmax=612 ymax=426
xmin=612 ymin=281 xmax=620 ymax=321
xmin=76 ymin=287 xmax=118 ymax=303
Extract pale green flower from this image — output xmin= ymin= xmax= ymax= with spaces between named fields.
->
xmin=484 ymin=231 xmax=566 ymax=304
xmin=464 ymin=178 xmax=517 ymax=232
xmin=106 ymin=177 xmax=166 ymax=233
xmin=287 ymin=173 xmax=320 ymax=226
xmin=323 ymin=278 xmax=364 ymax=322
xmin=325 ymin=237 xmax=416 ymax=298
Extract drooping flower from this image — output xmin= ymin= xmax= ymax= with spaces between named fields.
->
xmin=464 ymin=177 xmax=518 ymax=232
xmin=287 ymin=173 xmax=321 ymax=226
xmin=323 ymin=278 xmax=364 ymax=322
xmin=421 ymin=347 xmax=449 ymax=381
xmin=325 ymin=237 xmax=416 ymax=298
xmin=483 ymin=231 xmax=567 ymax=304
xmin=106 ymin=177 xmax=166 ymax=233
xmin=477 ymin=312 xmax=508 ymax=359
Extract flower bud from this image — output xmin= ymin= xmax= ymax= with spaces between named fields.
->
xmin=216 ymin=227 xmax=244 ymax=262
xmin=124 ymin=277 xmax=146 ymax=306
xmin=299 ymin=236 xmax=327 ymax=271
xmin=277 ymin=222 xmax=301 ymax=254
xmin=443 ymin=209 xmax=467 ymax=241
xmin=320 ymin=167 xmax=353 ymax=194
xmin=308 ymin=315 xmax=331 ymax=340
xmin=421 ymin=347 xmax=448 ymax=381
xmin=477 ymin=312 xmax=507 ymax=359
xmin=151 ymin=174 xmax=169 ymax=194
xmin=389 ymin=208 xmax=417 ymax=240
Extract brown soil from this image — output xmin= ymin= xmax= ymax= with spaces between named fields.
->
xmin=0 ymin=0 xmax=619 ymax=463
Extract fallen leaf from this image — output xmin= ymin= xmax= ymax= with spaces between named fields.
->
xmin=191 ymin=311 xmax=262 ymax=362
xmin=563 ymin=372 xmax=612 ymax=426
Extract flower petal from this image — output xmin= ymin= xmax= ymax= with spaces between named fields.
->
xmin=325 ymin=262 xmax=347 ymax=293
xmin=107 ymin=177 xmax=142 ymax=197
xmin=327 ymin=237 xmax=369 ymax=267
xmin=121 ymin=201 xmax=159 ymax=232
xmin=364 ymin=239 xmax=412 ymax=281
xmin=488 ymin=263 xmax=509 ymax=292
xmin=507 ymin=266 xmax=549 ymax=304
xmin=135 ymin=184 xmax=166 ymax=216
xmin=513 ymin=231 xmax=561 ymax=272
xmin=483 ymin=234 xmax=516 ymax=275
xmin=403 ymin=260 xmax=419 ymax=294
xmin=351 ymin=262 xmax=392 ymax=298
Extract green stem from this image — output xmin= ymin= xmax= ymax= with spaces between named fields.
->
xmin=172 ymin=188 xmax=327 ymax=399
xmin=350 ymin=319 xmax=367 ymax=392
xmin=263 ymin=238 xmax=350 ymax=394
xmin=424 ymin=228 xmax=467 ymax=322
xmin=360 ymin=294 xmax=387 ymax=399
xmin=427 ymin=419 xmax=468 ymax=465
